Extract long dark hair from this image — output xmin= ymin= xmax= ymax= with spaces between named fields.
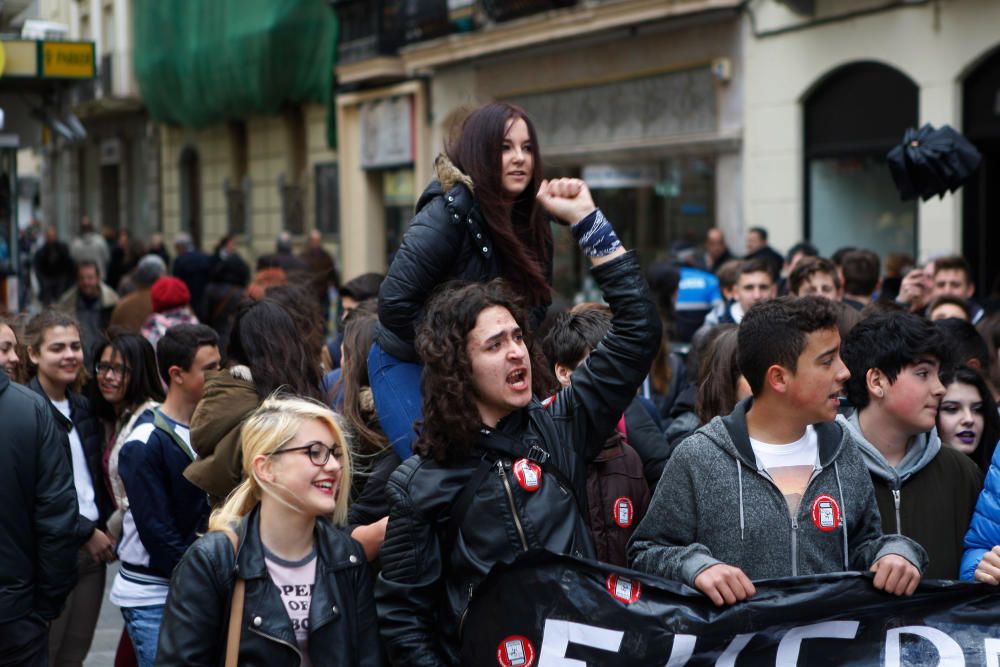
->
xmin=446 ymin=103 xmax=552 ymax=308
xmin=415 ymin=279 xmax=528 ymax=463
xmin=938 ymin=364 xmax=1000 ymax=473
xmin=91 ymin=330 xmax=166 ymax=424
xmin=696 ymin=325 xmax=742 ymax=424
xmin=264 ymin=284 xmax=326 ymax=371
xmin=333 ymin=300 xmax=388 ymax=456
xmin=226 ymin=298 xmax=322 ymax=401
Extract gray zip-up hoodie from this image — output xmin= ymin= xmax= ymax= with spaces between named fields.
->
xmin=628 ymin=398 xmax=927 ymax=587
xmin=838 ymin=411 xmax=940 ymax=486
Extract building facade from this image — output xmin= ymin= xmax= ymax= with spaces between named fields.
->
xmin=743 ymin=0 xmax=1000 ymax=293
xmin=335 ymin=0 xmax=744 ymax=295
xmin=36 ymin=0 xmax=159 ymax=241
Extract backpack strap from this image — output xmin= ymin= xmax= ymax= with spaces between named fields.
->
xmin=153 ymin=408 xmax=197 ymax=462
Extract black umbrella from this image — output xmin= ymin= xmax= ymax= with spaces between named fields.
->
xmin=887 ymin=123 xmax=981 ymax=201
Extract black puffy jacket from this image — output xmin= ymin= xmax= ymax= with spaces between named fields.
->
xmin=0 ymin=370 xmax=79 ymax=623
xmin=375 ymin=251 xmax=660 ymax=665
xmin=375 ymin=155 xmax=549 ymax=362
xmin=28 ymin=378 xmax=113 ymax=545
xmin=157 ymin=505 xmax=385 ymax=667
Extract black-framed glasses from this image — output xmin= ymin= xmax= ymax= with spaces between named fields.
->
xmin=95 ymin=362 xmax=131 ymax=379
xmin=270 ymin=441 xmax=340 ymax=467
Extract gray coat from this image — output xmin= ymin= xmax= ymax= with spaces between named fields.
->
xmin=628 ymin=398 xmax=927 ymax=587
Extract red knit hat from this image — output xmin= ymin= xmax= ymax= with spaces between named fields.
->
xmin=151 ymin=276 xmax=191 ymax=313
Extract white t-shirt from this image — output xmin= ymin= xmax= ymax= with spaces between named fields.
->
xmin=265 ymin=545 xmax=317 ymax=667
xmin=51 ymin=398 xmax=99 ymax=522
xmin=750 ymin=425 xmax=819 ymax=517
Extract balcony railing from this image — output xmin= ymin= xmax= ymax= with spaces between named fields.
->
xmin=481 ymin=0 xmax=576 ymax=22
xmin=332 ymin=0 xmax=578 ymax=63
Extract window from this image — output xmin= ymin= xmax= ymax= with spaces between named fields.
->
xmin=315 ymin=162 xmax=339 ymax=237
xmin=804 ymin=62 xmax=918 ymax=258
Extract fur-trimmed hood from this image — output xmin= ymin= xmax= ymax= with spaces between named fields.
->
xmin=433 ymin=153 xmax=474 ymax=194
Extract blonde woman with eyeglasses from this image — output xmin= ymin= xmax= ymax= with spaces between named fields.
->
xmin=157 ymin=396 xmax=385 ymax=667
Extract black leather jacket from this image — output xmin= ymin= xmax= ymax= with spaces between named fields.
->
xmin=375 ymin=155 xmax=549 ymax=362
xmin=0 ymin=371 xmax=79 ymax=623
xmin=375 ymin=251 xmax=660 ymax=665
xmin=157 ymin=506 xmax=386 ymax=667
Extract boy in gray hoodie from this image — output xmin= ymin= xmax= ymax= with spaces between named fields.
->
xmin=629 ymin=296 xmax=926 ymax=606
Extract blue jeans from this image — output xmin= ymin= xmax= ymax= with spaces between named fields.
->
xmin=368 ymin=341 xmax=424 ymax=459
xmin=121 ymin=604 xmax=164 ymax=667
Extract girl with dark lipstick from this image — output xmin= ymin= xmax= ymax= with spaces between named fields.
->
xmin=369 ymin=102 xmax=554 ymax=460
xmin=937 ymin=365 xmax=999 ymax=474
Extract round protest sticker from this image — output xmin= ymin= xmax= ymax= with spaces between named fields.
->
xmin=811 ymin=494 xmax=842 ymax=532
xmin=497 ymin=635 xmax=535 ymax=667
xmin=613 ymin=497 xmax=634 ymax=528
xmin=605 ymin=573 xmax=642 ymax=604
xmin=512 ymin=459 xmax=542 ymax=492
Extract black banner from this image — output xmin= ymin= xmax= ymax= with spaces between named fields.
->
xmin=460 ymin=550 xmax=1000 ymax=666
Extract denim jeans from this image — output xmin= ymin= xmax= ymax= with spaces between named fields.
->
xmin=121 ymin=604 xmax=165 ymax=667
xmin=368 ymin=341 xmax=424 ymax=460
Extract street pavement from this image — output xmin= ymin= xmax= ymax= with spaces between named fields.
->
xmin=84 ymin=562 xmax=123 ymax=666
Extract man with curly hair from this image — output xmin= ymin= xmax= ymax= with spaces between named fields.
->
xmin=375 ymin=179 xmax=661 ymax=666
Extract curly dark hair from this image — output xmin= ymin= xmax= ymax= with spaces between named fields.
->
xmin=415 ymin=279 xmax=528 ymax=464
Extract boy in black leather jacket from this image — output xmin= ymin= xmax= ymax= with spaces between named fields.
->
xmin=375 ymin=179 xmax=660 ymax=666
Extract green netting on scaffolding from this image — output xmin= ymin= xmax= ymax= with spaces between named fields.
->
xmin=133 ymin=0 xmax=338 ymax=129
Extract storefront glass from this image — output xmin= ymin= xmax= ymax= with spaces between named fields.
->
xmin=809 ymin=155 xmax=915 ymax=258
xmin=550 ymin=155 xmax=715 ymax=301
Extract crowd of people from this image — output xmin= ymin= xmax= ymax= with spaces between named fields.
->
xmin=2 ymin=101 xmax=1000 ymax=666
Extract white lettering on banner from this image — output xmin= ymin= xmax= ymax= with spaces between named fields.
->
xmin=717 ymin=634 xmax=756 ymax=667
xmin=662 ymin=634 xmax=697 ymax=667
xmin=532 ymin=616 xmax=1000 ymax=665
xmin=986 ymin=638 xmax=1000 ymax=667
xmin=538 ymin=620 xmax=623 ymax=666
xmin=775 ymin=621 xmax=860 ymax=666
xmin=885 ymin=626 xmax=965 ymax=667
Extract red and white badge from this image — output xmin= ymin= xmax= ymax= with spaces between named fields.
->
xmin=605 ymin=573 xmax=642 ymax=604
xmin=811 ymin=494 xmax=842 ymax=532
xmin=512 ymin=459 xmax=542 ymax=492
xmin=613 ymin=497 xmax=634 ymax=528
xmin=497 ymin=635 xmax=535 ymax=667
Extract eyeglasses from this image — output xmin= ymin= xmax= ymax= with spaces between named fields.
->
xmin=95 ymin=362 xmax=131 ymax=379
xmin=270 ymin=441 xmax=341 ymax=467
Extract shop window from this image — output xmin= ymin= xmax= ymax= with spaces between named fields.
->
xmin=804 ymin=62 xmax=918 ymax=258
xmin=315 ymin=162 xmax=339 ymax=237
xmin=550 ymin=156 xmax=715 ymax=300
xmin=383 ymin=168 xmax=415 ymax=258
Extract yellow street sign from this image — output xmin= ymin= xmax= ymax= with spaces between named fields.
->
xmin=41 ymin=41 xmax=94 ymax=79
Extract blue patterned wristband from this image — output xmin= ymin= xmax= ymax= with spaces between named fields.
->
xmin=571 ymin=209 xmax=621 ymax=258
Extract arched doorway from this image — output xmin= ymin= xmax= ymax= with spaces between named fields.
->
xmin=179 ymin=146 xmax=202 ymax=249
xmin=963 ymin=47 xmax=1000 ymax=303
xmin=804 ymin=62 xmax=918 ymax=259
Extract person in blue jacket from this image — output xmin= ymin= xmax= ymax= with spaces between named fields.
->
xmin=961 ymin=444 xmax=1000 ymax=582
